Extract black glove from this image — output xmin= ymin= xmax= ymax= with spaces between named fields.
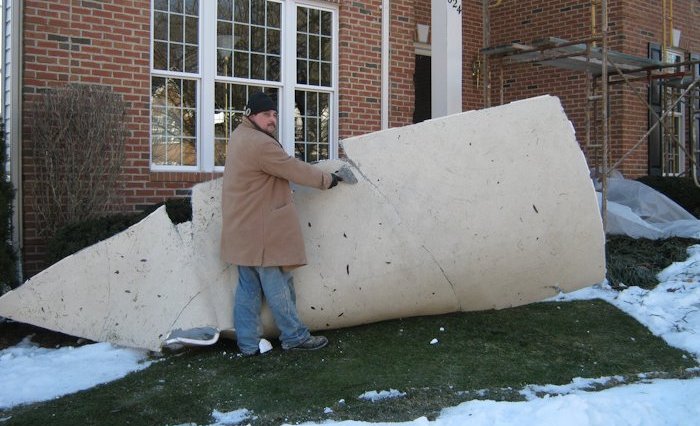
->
xmin=329 ymin=173 xmax=343 ymax=188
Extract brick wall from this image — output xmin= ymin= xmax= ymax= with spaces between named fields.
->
xmin=21 ymin=0 xmax=222 ymax=276
xmin=486 ymin=0 xmax=699 ymax=178
xmin=19 ymin=0 xmax=423 ymax=276
xmin=336 ymin=0 xmax=421 ymax=131
xmin=463 ymin=3 xmax=486 ymax=111
xmin=337 ymin=0 xmax=384 ymax=138
xmin=21 ymin=0 xmax=159 ymax=275
xmin=389 ymin=0 xmax=416 ymax=128
xmin=19 ymin=1 xmax=700 ymax=275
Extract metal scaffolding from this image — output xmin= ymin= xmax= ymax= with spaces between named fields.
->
xmin=479 ymin=0 xmax=700 ymax=230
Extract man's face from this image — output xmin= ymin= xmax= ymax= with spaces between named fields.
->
xmin=249 ymin=110 xmax=278 ymax=134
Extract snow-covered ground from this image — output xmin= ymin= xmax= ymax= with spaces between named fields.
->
xmin=2 ymin=245 xmax=700 ymax=425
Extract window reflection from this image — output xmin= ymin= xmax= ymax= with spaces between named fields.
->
xmin=216 ymin=0 xmax=281 ymax=81
xmin=214 ymin=84 xmax=278 ymax=166
xmin=151 ymin=77 xmax=198 ymax=166
xmin=296 ymin=7 xmax=332 ymax=88
xmin=152 ymin=0 xmax=199 ymax=73
xmin=294 ymin=90 xmax=330 ymax=162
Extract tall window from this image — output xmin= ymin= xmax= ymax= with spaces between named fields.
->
xmin=150 ymin=0 xmax=338 ymax=171
xmin=151 ymin=0 xmax=199 ymax=168
xmin=294 ymin=6 xmax=333 ymax=162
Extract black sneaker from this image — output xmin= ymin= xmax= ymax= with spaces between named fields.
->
xmin=286 ymin=335 xmax=328 ymax=351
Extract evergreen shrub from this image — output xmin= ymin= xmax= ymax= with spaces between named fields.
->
xmin=0 ymin=122 xmax=18 ymax=290
xmin=637 ymin=175 xmax=700 ymax=218
xmin=44 ymin=198 xmax=192 ymax=267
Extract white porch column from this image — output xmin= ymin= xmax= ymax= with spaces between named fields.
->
xmin=431 ymin=0 xmax=462 ymax=118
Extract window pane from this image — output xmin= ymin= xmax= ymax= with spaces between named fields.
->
xmin=297 ymin=6 xmax=333 ymax=91
xmin=319 ymin=92 xmax=330 ymax=142
xmin=321 ymin=10 xmax=332 ymax=36
xmin=183 ymin=80 xmax=196 ymax=107
xmin=297 ymin=7 xmax=307 ymax=33
xmin=251 ymin=26 xmax=265 ymax=52
xmin=153 ymin=2 xmax=198 ymax=73
xmin=297 ymin=59 xmax=307 ymax=84
xmin=214 ymin=82 xmax=228 ymax=110
xmin=294 ymin=90 xmax=330 ymax=162
xmin=321 ymin=63 xmax=331 ymax=86
xmin=185 ymin=45 xmax=198 ymax=73
xmin=218 ymin=0 xmax=232 ymax=21
xmin=251 ymin=0 xmax=265 ymax=25
xmin=234 ymin=51 xmax=249 ymax=77
xmin=234 ymin=24 xmax=249 ymax=50
xmin=152 ymin=137 xmax=166 ymax=164
xmin=153 ymin=41 xmax=168 ymax=70
xmin=154 ymin=12 xmax=168 ymax=40
xmin=218 ymin=21 xmax=233 ymax=49
xmin=309 ymin=61 xmax=319 ymax=85
xmin=170 ymin=14 xmax=183 ymax=43
xmin=215 ymin=139 xmax=228 ymax=166
xmin=185 ymin=16 xmax=198 ymax=44
xmin=266 ymin=56 xmax=280 ymax=81
xmin=220 ymin=0 xmax=281 ymax=81
xmin=185 ymin=0 xmax=198 ymax=15
xmin=170 ymin=0 xmax=183 ymax=14
xmin=309 ymin=35 xmax=319 ymax=60
xmin=307 ymin=92 xmax=317 ymax=115
xmin=321 ymin=37 xmax=331 ymax=61
xmin=182 ymin=139 xmax=197 ymax=166
xmin=152 ymin=107 xmax=166 ymax=136
xmin=267 ymin=28 xmax=280 ymax=54
xmin=308 ymin=8 xmax=319 ymax=34
xmin=169 ymin=43 xmax=183 ymax=71
xmin=267 ymin=1 xmax=280 ymax=28
xmin=152 ymin=77 xmax=166 ymax=106
xmin=234 ymin=0 xmax=249 ymax=22
xmin=183 ymin=110 xmax=196 ymax=137
xmin=232 ymin=84 xmax=246 ymax=109
xmin=218 ymin=50 xmax=233 ymax=76
xmin=251 ymin=54 xmax=265 ymax=80
xmin=151 ymin=77 xmax=198 ymax=167
xmin=296 ymin=33 xmax=307 ymax=59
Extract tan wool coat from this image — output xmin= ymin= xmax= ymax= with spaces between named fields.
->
xmin=220 ymin=118 xmax=333 ymax=268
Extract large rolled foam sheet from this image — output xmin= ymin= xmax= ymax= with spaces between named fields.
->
xmin=0 ymin=95 xmax=605 ymax=351
xmin=293 ymin=94 xmax=605 ymax=328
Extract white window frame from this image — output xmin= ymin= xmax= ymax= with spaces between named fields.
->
xmin=150 ymin=0 xmax=202 ymax=172
xmin=150 ymin=0 xmax=339 ymax=173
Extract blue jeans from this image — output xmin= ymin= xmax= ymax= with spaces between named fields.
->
xmin=234 ymin=265 xmax=311 ymax=354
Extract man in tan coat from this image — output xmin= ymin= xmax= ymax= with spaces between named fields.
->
xmin=221 ymin=91 xmax=340 ymax=356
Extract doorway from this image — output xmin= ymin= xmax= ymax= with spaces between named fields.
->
xmin=413 ymin=55 xmax=431 ymax=123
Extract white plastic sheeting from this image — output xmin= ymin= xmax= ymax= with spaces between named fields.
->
xmin=597 ymin=177 xmax=700 ymax=239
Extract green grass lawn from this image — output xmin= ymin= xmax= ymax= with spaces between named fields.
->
xmin=3 ymin=297 xmax=697 ymax=426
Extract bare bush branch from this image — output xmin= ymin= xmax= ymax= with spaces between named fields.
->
xmin=30 ymin=84 xmax=127 ymax=236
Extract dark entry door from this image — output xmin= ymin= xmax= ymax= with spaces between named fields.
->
xmin=413 ymin=55 xmax=431 ymax=124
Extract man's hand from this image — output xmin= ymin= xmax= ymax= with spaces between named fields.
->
xmin=334 ymin=164 xmax=357 ymax=184
xmin=329 ymin=173 xmax=342 ymax=188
